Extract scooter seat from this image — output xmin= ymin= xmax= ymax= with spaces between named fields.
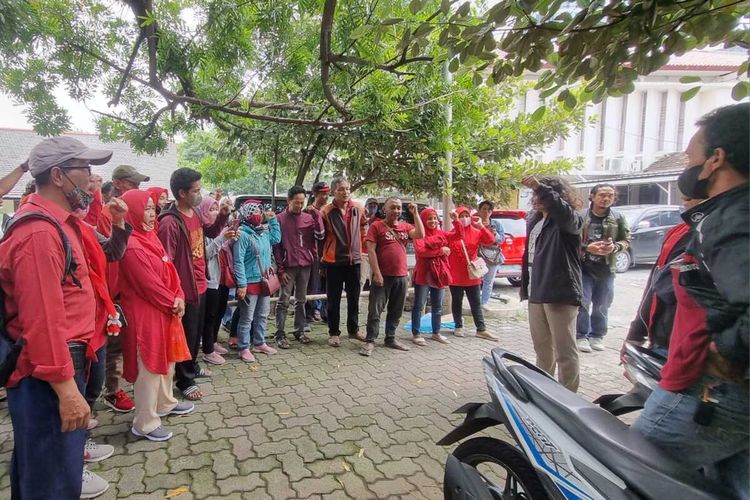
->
xmin=507 ymin=365 xmax=724 ymax=500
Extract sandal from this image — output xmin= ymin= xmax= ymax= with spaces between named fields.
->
xmin=430 ymin=333 xmax=451 ymax=344
xmin=195 ymin=366 xmax=213 ymax=378
xmin=276 ymin=337 xmax=291 ymax=349
xmin=182 ymin=385 xmax=203 ymax=401
xmin=296 ymin=333 xmax=312 ymax=344
xmin=412 ymin=335 xmax=427 ymax=346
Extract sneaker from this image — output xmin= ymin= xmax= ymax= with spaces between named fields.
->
xmin=577 ymin=338 xmax=592 ymax=353
xmin=131 ymin=425 xmax=173 ymax=442
xmin=239 ymin=349 xmax=256 ymax=363
xmin=81 ymin=469 xmax=109 ymax=499
xmin=86 ymin=418 xmax=99 ymax=431
xmin=412 ymin=335 xmax=427 ymax=346
xmin=158 ymin=401 xmax=195 ymax=417
xmin=359 ymin=342 xmax=374 ymax=357
xmin=84 ymin=439 xmax=114 ymax=463
xmin=590 ymin=337 xmax=605 ymax=351
xmin=103 ymin=390 xmax=135 ymax=413
xmin=213 ymin=343 xmax=228 ymax=355
xmin=453 ymin=327 xmax=464 ymax=337
xmin=313 ymin=310 xmax=322 ymax=322
xmin=202 ymin=351 xmax=226 ymax=365
xmin=328 ymin=336 xmax=341 ymax=347
xmin=252 ymin=343 xmax=277 ymax=355
xmin=476 ymin=330 xmax=499 ymax=342
xmin=384 ymin=339 xmax=410 ymax=351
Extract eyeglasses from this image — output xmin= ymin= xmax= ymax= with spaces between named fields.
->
xmin=57 ymin=160 xmax=92 ymax=176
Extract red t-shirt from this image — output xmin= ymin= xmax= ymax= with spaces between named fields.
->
xmin=181 ymin=211 xmax=208 ymax=295
xmin=366 ymin=220 xmax=414 ymax=277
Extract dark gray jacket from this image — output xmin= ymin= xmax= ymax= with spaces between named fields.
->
xmin=520 ymin=183 xmax=583 ymax=306
xmin=681 ymin=184 xmax=749 ymax=372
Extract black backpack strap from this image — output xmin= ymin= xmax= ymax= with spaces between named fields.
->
xmin=1 ymin=211 xmax=81 ymax=287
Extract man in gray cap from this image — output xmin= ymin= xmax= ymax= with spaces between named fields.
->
xmin=0 ymin=137 xmax=117 ymax=499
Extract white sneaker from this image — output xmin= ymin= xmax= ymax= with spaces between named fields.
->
xmin=577 ymin=338 xmax=592 ymax=353
xmin=81 ymin=469 xmax=109 ymax=499
xmin=84 ymin=439 xmax=114 ymax=463
xmin=590 ymin=337 xmax=605 ymax=351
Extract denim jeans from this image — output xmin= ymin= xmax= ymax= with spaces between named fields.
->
xmin=9 ymin=371 xmax=87 ymax=499
xmin=366 ymin=276 xmax=408 ymax=342
xmin=238 ymin=294 xmax=271 ymax=350
xmin=450 ymin=285 xmax=485 ymax=331
xmin=480 ymin=263 xmax=499 ymax=304
xmin=85 ymin=344 xmax=107 ymax=408
xmin=275 ymin=266 xmax=311 ymax=339
xmin=411 ymin=285 xmax=444 ymax=335
xmin=221 ymin=287 xmax=236 ymax=326
xmin=633 ymin=377 xmax=749 ymax=499
xmin=576 ymin=271 xmax=615 ymax=339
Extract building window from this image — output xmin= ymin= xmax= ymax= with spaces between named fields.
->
xmin=638 ymin=92 xmax=647 ymax=153
xmin=598 ymin=99 xmax=607 ymax=151
xmin=618 ymin=94 xmax=628 ymax=152
xmin=657 ymin=91 xmax=668 ymax=151
xmin=676 ymin=100 xmax=686 ymax=149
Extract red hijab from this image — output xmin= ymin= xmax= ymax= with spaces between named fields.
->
xmin=146 ymin=187 xmax=168 ymax=213
xmin=120 ymin=190 xmax=182 ymax=300
xmin=420 ymin=207 xmax=441 ymax=237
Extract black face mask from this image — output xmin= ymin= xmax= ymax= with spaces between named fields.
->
xmin=677 ymin=163 xmax=711 ymax=200
xmin=61 ymin=170 xmax=93 ymax=211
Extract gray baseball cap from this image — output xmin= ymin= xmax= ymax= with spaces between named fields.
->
xmin=28 ymin=137 xmax=113 ymax=177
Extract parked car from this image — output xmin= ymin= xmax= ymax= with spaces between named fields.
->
xmin=612 ymin=204 xmax=683 ymax=273
xmin=491 ymin=209 xmax=527 ymax=287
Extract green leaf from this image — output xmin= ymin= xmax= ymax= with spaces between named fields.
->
xmin=680 ymin=86 xmax=701 ymax=102
xmin=531 ymin=105 xmax=547 ymax=121
xmin=472 ymin=72 xmax=483 ymax=86
xmin=448 ymin=58 xmax=460 ymax=73
xmin=349 ymin=25 xmax=371 ymax=39
xmin=679 ymin=75 xmax=702 ymax=84
xmin=409 ymin=0 xmax=424 ymax=15
xmin=732 ymin=81 xmax=749 ymax=101
xmin=382 ymin=18 xmax=403 ymax=26
xmin=456 ymin=1 xmax=470 ymax=17
xmin=441 ymin=0 xmax=452 ymax=14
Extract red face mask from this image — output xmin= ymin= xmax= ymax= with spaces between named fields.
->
xmin=248 ymin=213 xmax=262 ymax=226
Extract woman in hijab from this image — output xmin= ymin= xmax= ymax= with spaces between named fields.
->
xmin=447 ymin=206 xmax=498 ymax=341
xmin=195 ymin=197 xmax=238 ymax=365
xmin=147 ymin=187 xmax=169 ymax=214
xmin=410 ymin=208 xmax=462 ymax=345
xmin=233 ymin=200 xmax=281 ymax=363
xmin=119 ymin=190 xmax=193 ymax=442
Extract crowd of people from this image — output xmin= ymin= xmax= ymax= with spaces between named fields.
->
xmin=0 ymin=102 xmax=746 ymax=499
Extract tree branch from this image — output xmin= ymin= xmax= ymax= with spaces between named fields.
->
xmin=320 ymin=0 xmax=352 ymax=119
xmin=109 ymin=32 xmax=146 ymax=107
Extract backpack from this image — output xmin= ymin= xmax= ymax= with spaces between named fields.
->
xmin=218 ymin=239 xmax=237 ymax=288
xmin=0 ymin=211 xmax=80 ymax=386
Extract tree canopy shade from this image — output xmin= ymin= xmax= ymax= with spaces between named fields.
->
xmin=1 ymin=0 xmax=746 ymax=150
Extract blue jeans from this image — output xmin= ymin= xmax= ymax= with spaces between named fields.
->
xmin=633 ymin=377 xmax=749 ymax=499
xmin=85 ymin=344 xmax=107 ymax=408
xmin=576 ymin=271 xmax=615 ymax=339
xmin=221 ymin=288 xmax=236 ymax=326
xmin=238 ymin=294 xmax=271 ymax=350
xmin=9 ymin=371 xmax=87 ymax=499
xmin=411 ymin=285 xmax=445 ymax=335
xmin=480 ymin=263 xmax=499 ymax=304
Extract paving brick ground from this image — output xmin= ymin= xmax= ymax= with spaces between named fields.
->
xmin=0 ymin=272 xmax=646 ymax=499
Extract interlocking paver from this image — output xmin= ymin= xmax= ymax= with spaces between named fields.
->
xmin=0 ymin=274 xmax=643 ymax=498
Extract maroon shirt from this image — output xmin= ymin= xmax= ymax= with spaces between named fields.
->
xmin=366 ymin=220 xmax=414 ymax=277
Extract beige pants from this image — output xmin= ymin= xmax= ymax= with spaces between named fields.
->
xmin=133 ymin=355 xmax=178 ymax=434
xmin=528 ymin=303 xmax=580 ymax=392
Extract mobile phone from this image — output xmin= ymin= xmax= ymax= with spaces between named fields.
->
xmin=231 ymin=218 xmax=240 ymax=231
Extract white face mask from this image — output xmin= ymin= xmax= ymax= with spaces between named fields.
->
xmin=461 ymin=218 xmax=471 ymax=227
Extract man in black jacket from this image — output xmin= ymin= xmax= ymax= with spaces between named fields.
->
xmin=520 ymin=175 xmax=583 ymax=392
xmin=633 ymin=103 xmax=748 ymax=498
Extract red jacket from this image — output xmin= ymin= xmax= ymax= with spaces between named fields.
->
xmin=448 ymin=223 xmax=495 ymax=287
xmin=414 ymin=215 xmax=463 ymax=288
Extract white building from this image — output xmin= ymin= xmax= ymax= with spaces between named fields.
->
xmin=516 ymin=48 xmax=748 ymax=205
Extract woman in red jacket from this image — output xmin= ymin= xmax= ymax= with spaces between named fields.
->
xmin=411 ymin=208 xmax=463 ymax=345
xmin=119 ymin=190 xmax=193 ymax=442
xmin=447 ymin=206 xmax=498 ymax=341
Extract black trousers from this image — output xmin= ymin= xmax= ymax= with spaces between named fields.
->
xmin=450 ymin=285 xmax=485 ymax=331
xmin=176 ymin=293 xmax=206 ymax=391
xmin=326 ymin=264 xmax=361 ymax=336
xmin=202 ymin=286 xmax=230 ymax=354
